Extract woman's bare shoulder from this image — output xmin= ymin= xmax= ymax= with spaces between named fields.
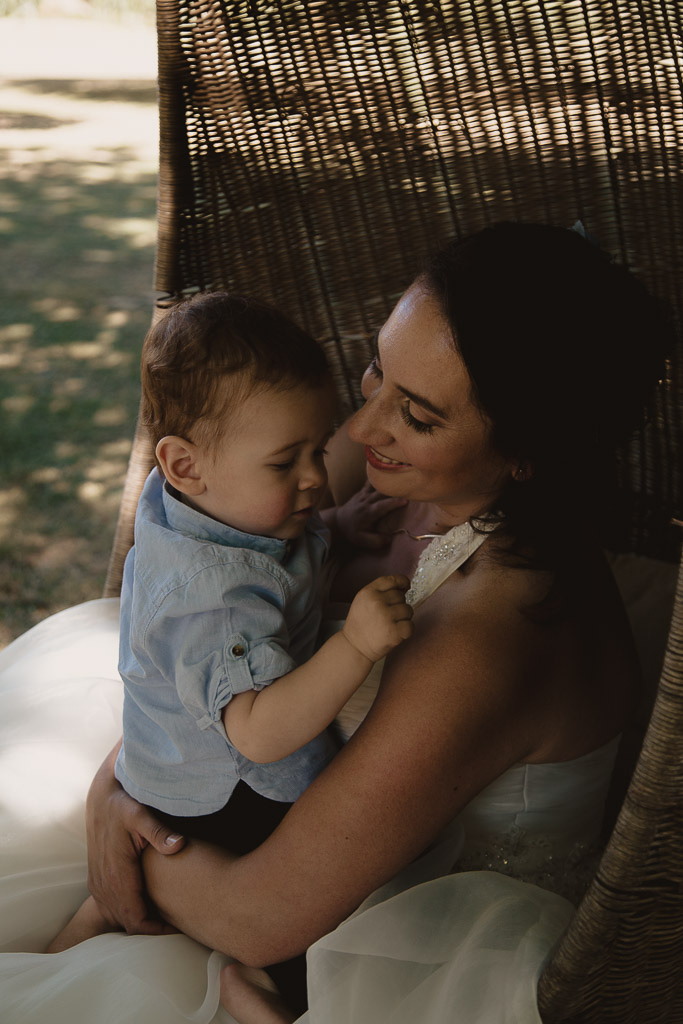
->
xmin=407 ymin=548 xmax=549 ymax=685
xmin=388 ymin=542 xmax=637 ymax=761
xmin=364 ymin=553 xmax=547 ymax=782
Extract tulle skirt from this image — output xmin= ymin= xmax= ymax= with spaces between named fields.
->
xmin=0 ymin=601 xmax=574 ymax=1023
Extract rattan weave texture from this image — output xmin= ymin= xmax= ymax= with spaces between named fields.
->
xmin=142 ymin=0 xmax=683 ymax=576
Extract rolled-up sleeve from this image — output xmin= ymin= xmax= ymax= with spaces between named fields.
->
xmin=141 ymin=559 xmax=297 ymax=731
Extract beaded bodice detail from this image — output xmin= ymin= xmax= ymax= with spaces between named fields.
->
xmin=455 ymin=737 xmax=621 ymax=903
xmin=405 ymin=520 xmax=491 ymax=608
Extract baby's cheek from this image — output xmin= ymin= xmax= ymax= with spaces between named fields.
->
xmin=257 ymin=491 xmax=297 ymax=525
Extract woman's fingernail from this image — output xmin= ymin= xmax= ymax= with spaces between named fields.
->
xmin=164 ymin=833 xmax=183 ymax=846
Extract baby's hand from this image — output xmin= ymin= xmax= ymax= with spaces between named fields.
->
xmin=342 ymin=574 xmax=413 ymax=662
xmin=334 ymin=481 xmax=407 ymax=549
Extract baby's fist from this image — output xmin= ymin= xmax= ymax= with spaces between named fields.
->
xmin=343 ymin=574 xmax=413 ymax=662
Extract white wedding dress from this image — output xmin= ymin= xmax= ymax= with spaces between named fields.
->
xmin=0 ymin=524 xmax=620 ymax=1023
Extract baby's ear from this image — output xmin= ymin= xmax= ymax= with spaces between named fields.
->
xmin=156 ymin=436 xmax=206 ymax=496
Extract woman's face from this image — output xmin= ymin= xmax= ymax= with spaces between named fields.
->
xmin=348 ymin=282 xmax=514 ymax=525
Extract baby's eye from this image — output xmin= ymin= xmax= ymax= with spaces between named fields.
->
xmin=314 ymin=447 xmax=329 ymax=458
xmin=271 ymin=460 xmax=294 ymax=471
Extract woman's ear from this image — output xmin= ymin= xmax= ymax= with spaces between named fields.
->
xmin=156 ymin=436 xmax=206 ymax=496
xmin=512 ymin=461 xmax=534 ymax=483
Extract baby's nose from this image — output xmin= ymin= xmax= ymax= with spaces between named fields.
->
xmin=299 ymin=465 xmax=326 ymax=490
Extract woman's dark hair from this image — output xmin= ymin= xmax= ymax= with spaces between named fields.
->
xmin=141 ymin=291 xmax=330 ymax=451
xmin=423 ymin=222 xmax=673 ymax=573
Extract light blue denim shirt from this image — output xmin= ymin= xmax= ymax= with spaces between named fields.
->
xmin=115 ymin=469 xmax=337 ymax=814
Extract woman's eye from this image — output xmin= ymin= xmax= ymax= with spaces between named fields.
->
xmin=400 ymin=402 xmax=434 ymax=435
xmin=367 ymin=356 xmax=383 ymax=378
xmin=314 ymin=448 xmax=329 ymax=458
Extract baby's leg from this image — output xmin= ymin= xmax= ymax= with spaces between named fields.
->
xmin=220 ymin=963 xmax=297 ymax=1024
xmin=46 ymin=895 xmax=120 ymax=952
xmin=168 ymin=790 xmax=304 ymax=1022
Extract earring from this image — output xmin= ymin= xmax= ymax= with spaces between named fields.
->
xmin=514 ymin=465 xmax=526 ymax=482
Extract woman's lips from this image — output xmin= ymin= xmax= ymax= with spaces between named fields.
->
xmin=364 ymin=445 xmax=409 ymax=470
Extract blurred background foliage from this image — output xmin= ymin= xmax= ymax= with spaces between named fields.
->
xmin=1 ymin=2 xmax=157 ymax=645
xmin=0 ymin=0 xmax=153 ymax=17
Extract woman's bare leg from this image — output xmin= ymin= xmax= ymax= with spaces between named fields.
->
xmin=220 ymin=962 xmax=297 ymax=1024
xmin=46 ymin=895 xmax=121 ymax=952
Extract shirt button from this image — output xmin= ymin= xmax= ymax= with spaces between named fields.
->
xmin=231 ymin=643 xmax=245 ymax=658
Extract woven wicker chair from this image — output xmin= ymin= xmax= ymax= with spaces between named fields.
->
xmin=104 ymin=2 xmax=683 ymax=1020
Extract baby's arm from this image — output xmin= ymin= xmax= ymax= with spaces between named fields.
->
xmin=47 ymin=895 xmax=120 ymax=952
xmin=222 ymin=575 xmax=412 ymax=763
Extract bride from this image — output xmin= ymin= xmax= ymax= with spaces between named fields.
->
xmin=0 ymin=223 xmax=671 ymax=1023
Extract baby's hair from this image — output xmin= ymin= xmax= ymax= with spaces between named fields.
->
xmin=141 ymin=291 xmax=331 ymax=451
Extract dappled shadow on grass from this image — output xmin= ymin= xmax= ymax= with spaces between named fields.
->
xmin=0 ymin=148 xmax=158 ymax=646
xmin=11 ymin=79 xmax=159 ymax=105
xmin=0 ymin=110 xmax=77 ymax=130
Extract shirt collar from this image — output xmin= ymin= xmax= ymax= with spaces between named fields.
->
xmin=161 ymin=479 xmax=292 ymax=561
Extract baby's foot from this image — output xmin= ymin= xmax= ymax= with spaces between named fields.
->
xmin=46 ymin=895 xmax=120 ymax=952
xmin=220 ymin=962 xmax=297 ymax=1024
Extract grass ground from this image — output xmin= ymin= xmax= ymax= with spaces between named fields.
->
xmin=0 ymin=8 xmax=158 ymax=646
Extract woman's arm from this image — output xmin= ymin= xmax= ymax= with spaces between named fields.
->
xmin=141 ymin=585 xmax=540 ymax=965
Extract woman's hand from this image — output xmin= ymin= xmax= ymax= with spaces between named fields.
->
xmin=332 ymin=480 xmax=407 ymax=549
xmin=85 ymin=743 xmax=186 ymax=935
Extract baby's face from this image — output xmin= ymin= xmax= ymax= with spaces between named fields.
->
xmin=194 ymin=381 xmax=335 ymax=540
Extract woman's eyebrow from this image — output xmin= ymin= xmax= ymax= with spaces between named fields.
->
xmin=396 ymin=385 xmax=448 ymax=420
xmin=374 ymin=328 xmax=447 ymax=419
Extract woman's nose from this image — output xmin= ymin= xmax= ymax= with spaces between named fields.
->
xmin=348 ymin=391 xmax=392 ymax=447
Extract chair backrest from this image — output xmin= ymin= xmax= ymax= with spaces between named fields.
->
xmin=538 ymin=549 xmax=683 ymax=1021
xmin=106 ymin=0 xmax=682 ymax=594
xmin=106 ymin=3 xmax=683 ymax=1018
